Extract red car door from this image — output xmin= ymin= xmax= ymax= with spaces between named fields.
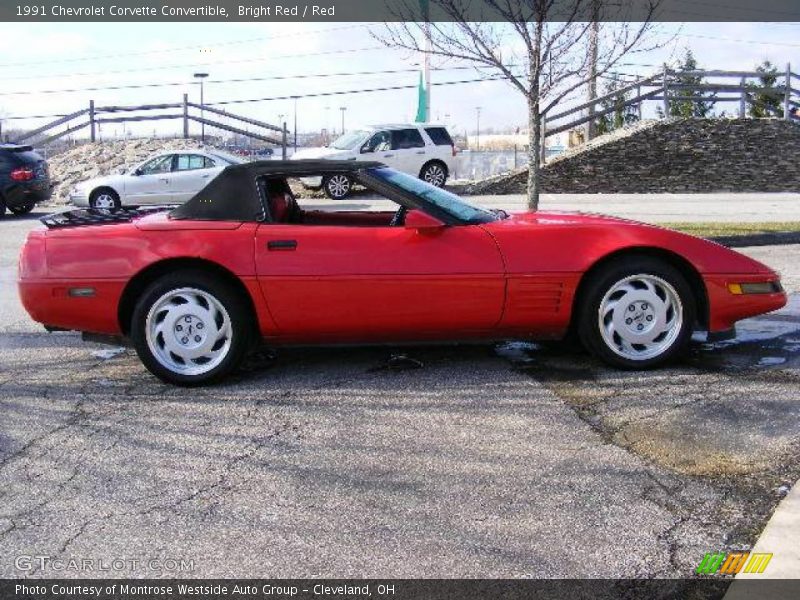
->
xmin=254 ymin=222 xmax=506 ymax=343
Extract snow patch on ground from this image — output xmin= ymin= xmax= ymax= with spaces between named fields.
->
xmin=91 ymin=347 xmax=126 ymax=360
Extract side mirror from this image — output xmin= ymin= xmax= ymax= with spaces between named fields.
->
xmin=360 ymin=145 xmax=373 ymax=154
xmin=133 ymin=168 xmax=143 ymax=176
xmin=404 ymin=209 xmax=445 ymax=233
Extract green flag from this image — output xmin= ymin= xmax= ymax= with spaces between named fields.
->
xmin=415 ymin=71 xmax=427 ymax=123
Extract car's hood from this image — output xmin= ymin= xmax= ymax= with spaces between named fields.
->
xmin=503 ymin=209 xmax=640 ymax=227
xmin=492 ymin=210 xmax=777 ymax=275
xmin=290 ymin=146 xmax=350 ymax=160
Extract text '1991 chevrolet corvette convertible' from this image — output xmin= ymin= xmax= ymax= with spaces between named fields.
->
xmin=18 ymin=160 xmax=786 ymax=385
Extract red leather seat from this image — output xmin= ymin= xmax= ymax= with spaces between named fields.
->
xmin=269 ymin=192 xmax=293 ymax=223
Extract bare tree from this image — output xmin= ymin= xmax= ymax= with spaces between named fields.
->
xmin=376 ymin=0 xmax=663 ymax=209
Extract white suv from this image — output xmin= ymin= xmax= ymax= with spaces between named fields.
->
xmin=291 ymin=123 xmax=456 ymax=199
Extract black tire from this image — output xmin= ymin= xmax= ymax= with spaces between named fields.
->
xmin=322 ymin=174 xmax=353 ymax=200
xmin=577 ymin=256 xmax=696 ymax=369
xmin=130 ymin=270 xmax=253 ymax=386
xmin=420 ymin=161 xmax=448 ymax=187
xmin=89 ymin=188 xmax=121 ymax=210
xmin=8 ymin=201 xmax=35 ymax=215
xmin=0 ymin=196 xmax=6 ymax=219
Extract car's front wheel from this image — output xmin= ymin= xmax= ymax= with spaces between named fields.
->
xmin=577 ymin=257 xmax=695 ymax=369
xmin=130 ymin=271 xmax=252 ymax=385
xmin=323 ymin=174 xmax=352 ymax=200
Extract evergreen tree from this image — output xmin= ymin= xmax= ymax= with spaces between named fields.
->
xmin=747 ymin=60 xmax=783 ymax=118
xmin=596 ymin=74 xmax=640 ymax=134
xmin=660 ymin=49 xmax=716 ymax=118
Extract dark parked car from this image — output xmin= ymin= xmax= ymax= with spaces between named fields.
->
xmin=0 ymin=144 xmax=51 ymax=218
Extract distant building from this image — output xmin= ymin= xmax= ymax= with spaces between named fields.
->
xmin=465 ymin=130 xmax=568 ymax=157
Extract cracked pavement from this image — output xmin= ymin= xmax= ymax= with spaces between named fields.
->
xmin=1 ymin=211 xmax=799 ymax=578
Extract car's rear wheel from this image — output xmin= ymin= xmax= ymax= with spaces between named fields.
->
xmin=420 ymin=161 xmax=448 ymax=187
xmin=90 ymin=188 xmax=121 ymax=210
xmin=8 ymin=201 xmax=35 ymax=215
xmin=130 ymin=271 xmax=252 ymax=385
xmin=323 ymin=174 xmax=352 ymax=200
xmin=577 ymin=256 xmax=695 ymax=369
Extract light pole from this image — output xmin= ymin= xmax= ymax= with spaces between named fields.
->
xmin=291 ymin=96 xmax=299 ymax=152
xmin=339 ymin=106 xmax=347 ymax=134
xmin=193 ymin=72 xmax=209 ymax=143
xmin=475 ymin=106 xmax=482 ymax=151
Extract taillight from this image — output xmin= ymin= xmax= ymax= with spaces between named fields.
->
xmin=451 ymin=144 xmax=458 ymax=157
xmin=10 ymin=167 xmax=35 ymax=182
xmin=18 ymin=231 xmax=47 ymax=280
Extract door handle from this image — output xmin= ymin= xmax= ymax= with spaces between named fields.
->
xmin=382 ymin=153 xmax=394 ymax=158
xmin=159 ymin=177 xmax=169 ymax=183
xmin=415 ymin=150 xmax=426 ymax=154
xmin=346 ymin=157 xmax=357 ymax=161
xmin=267 ymin=239 xmax=298 ymax=251
xmin=201 ymin=173 xmax=211 ymax=178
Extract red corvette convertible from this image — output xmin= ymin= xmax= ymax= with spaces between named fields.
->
xmin=19 ymin=160 xmax=786 ymax=385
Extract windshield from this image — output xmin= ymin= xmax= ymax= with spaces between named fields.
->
xmin=330 ymin=130 xmax=369 ymax=150
xmin=367 ymin=167 xmax=499 ymax=224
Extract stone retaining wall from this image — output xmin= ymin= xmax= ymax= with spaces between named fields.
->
xmin=468 ymin=118 xmax=800 ymax=195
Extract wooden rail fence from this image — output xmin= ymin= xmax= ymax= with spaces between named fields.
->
xmin=12 ymin=94 xmax=289 ymax=157
xmin=8 ymin=66 xmax=799 ymax=165
xmin=541 ymin=65 xmax=800 ymax=162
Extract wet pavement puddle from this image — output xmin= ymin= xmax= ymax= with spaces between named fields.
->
xmin=494 ymin=294 xmax=800 ymax=374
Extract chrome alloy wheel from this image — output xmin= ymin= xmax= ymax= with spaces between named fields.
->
xmin=145 ymin=287 xmax=233 ymax=376
xmin=326 ymin=174 xmax=351 ymax=198
xmin=93 ymin=193 xmax=117 ymax=209
xmin=598 ymin=274 xmax=684 ymax=361
xmin=422 ymin=163 xmax=446 ymax=186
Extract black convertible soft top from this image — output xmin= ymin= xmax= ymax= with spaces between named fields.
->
xmin=170 ymin=159 xmax=385 ymax=222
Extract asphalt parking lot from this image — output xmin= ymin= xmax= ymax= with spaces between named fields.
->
xmin=1 ymin=208 xmax=799 ymax=578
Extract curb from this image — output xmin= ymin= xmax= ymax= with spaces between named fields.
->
xmin=711 ymin=232 xmax=800 ymax=248
xmin=723 ymin=479 xmax=800 ymax=599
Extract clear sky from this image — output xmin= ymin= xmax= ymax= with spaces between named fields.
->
xmin=0 ymin=21 xmax=797 ymax=141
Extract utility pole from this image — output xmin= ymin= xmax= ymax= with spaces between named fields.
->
xmin=475 ymin=106 xmax=482 ymax=151
xmin=193 ymin=72 xmax=209 ymax=143
xmin=292 ymin=96 xmax=299 ymax=152
xmin=340 ymin=106 xmax=347 ymax=134
xmin=584 ymin=2 xmax=599 ymax=143
xmin=424 ymin=22 xmax=431 ymax=122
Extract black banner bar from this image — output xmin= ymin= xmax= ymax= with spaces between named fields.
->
xmin=2 ymin=0 xmax=800 ymax=22
xmin=3 ymin=579 xmax=800 ymax=600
